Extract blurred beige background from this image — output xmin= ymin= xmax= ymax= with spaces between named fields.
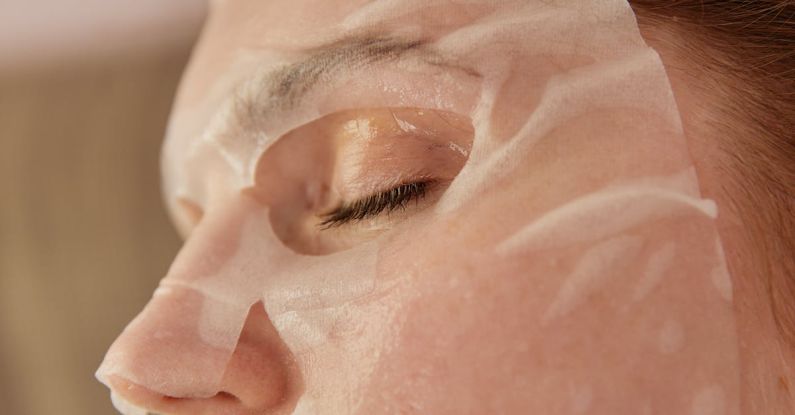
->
xmin=0 ymin=2 xmax=206 ymax=414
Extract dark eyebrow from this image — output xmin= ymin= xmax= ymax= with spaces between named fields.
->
xmin=243 ymin=35 xmax=427 ymax=115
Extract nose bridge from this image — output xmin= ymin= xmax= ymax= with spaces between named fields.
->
xmin=97 ymin=193 xmax=290 ymax=400
xmin=163 ymin=193 xmax=288 ymax=305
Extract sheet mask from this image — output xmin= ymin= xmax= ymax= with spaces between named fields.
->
xmin=97 ymin=0 xmax=742 ymax=414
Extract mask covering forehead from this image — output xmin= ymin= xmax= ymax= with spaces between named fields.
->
xmin=98 ymin=0 xmax=741 ymax=414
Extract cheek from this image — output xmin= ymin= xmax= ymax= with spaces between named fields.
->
xmin=347 ymin=200 xmax=738 ymax=414
xmin=356 ymin=239 xmax=560 ymax=413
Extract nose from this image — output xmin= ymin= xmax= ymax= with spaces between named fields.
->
xmin=108 ymin=302 xmax=299 ymax=415
xmin=97 ymin=196 xmax=301 ymax=415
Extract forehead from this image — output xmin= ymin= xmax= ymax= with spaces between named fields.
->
xmin=169 ymin=0 xmax=368 ymax=141
xmin=179 ymin=0 xmax=370 ymax=102
xmin=168 ymin=0 xmax=512 ymax=135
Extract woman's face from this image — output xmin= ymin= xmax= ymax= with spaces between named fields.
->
xmin=98 ymin=1 xmax=742 ymax=414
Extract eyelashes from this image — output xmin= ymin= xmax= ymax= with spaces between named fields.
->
xmin=319 ymin=180 xmax=433 ymax=228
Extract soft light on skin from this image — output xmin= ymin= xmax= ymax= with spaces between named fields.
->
xmin=96 ymin=1 xmax=795 ymax=414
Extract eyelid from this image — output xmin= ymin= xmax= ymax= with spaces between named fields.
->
xmin=319 ymin=180 xmax=433 ymax=229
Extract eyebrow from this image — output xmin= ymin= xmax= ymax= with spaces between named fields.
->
xmin=239 ymin=35 xmax=428 ymax=117
xmin=231 ymin=33 xmax=483 ymax=131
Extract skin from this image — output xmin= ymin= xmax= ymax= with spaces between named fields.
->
xmin=102 ymin=1 xmax=794 ymax=414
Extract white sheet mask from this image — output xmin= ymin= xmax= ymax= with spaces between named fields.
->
xmin=97 ymin=0 xmax=742 ymax=413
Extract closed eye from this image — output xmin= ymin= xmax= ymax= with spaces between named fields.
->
xmin=318 ymin=180 xmax=433 ymax=229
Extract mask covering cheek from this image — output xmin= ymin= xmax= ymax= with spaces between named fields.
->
xmin=95 ymin=194 xmax=382 ymax=401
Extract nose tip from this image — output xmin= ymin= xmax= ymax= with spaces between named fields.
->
xmin=106 ymin=302 xmax=301 ymax=415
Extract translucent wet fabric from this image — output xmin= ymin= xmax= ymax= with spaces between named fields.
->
xmin=97 ymin=0 xmax=742 ymax=414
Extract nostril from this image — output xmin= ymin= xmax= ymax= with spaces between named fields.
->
xmin=109 ymin=375 xmax=296 ymax=415
xmin=157 ymin=391 xmax=240 ymax=405
xmin=215 ymin=391 xmax=240 ymax=402
xmin=158 ymin=390 xmax=242 ymax=411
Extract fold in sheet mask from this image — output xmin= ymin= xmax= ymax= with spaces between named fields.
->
xmin=98 ymin=0 xmax=742 ymax=414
